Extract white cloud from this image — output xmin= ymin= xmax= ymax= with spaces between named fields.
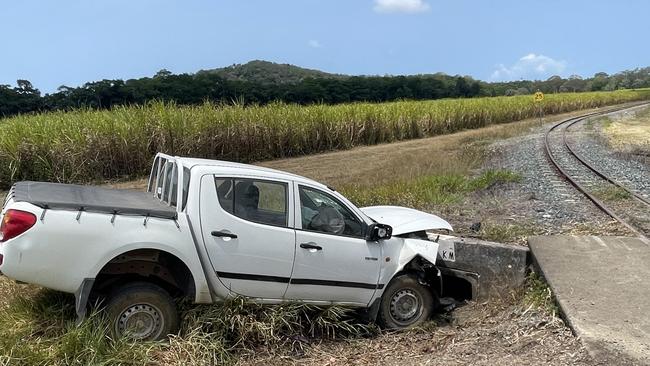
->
xmin=308 ymin=39 xmax=322 ymax=48
xmin=373 ymin=0 xmax=430 ymax=14
xmin=491 ymin=53 xmax=567 ymax=81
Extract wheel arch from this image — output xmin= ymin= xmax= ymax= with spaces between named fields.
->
xmin=91 ymin=248 xmax=196 ymax=299
xmin=73 ymin=242 xmax=212 ymax=322
xmin=383 ymin=254 xmax=442 ymax=299
xmin=87 ymin=242 xmax=210 ymax=300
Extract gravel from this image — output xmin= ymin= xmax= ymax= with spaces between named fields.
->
xmin=568 ymin=115 xmax=650 ymax=199
xmin=481 ymin=120 xmax=630 ymax=237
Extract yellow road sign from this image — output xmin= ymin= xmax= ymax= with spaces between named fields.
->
xmin=534 ymin=91 xmax=544 ymax=102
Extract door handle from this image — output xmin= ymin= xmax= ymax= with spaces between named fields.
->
xmin=211 ymin=230 xmax=238 ymax=239
xmin=300 ymin=242 xmax=322 ymax=250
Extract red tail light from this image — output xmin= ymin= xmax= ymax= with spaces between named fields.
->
xmin=1 ymin=209 xmax=37 ymax=242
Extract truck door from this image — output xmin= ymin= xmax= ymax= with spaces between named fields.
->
xmin=284 ymin=183 xmax=382 ymax=306
xmin=198 ymin=174 xmax=295 ymax=299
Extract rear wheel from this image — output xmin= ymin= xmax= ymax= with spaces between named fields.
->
xmin=378 ymin=275 xmax=435 ymax=329
xmin=105 ymin=282 xmax=179 ymax=341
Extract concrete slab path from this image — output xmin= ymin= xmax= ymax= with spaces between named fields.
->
xmin=529 ymin=235 xmax=650 ymax=365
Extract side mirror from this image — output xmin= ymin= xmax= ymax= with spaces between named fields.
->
xmin=366 ymin=223 xmax=393 ymax=241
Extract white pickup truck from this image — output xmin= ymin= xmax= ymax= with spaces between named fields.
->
xmin=0 ymin=153 xmax=455 ymax=341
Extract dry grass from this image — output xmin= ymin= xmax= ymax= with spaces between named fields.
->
xmin=478 ymin=222 xmax=541 ymax=244
xmin=0 ymin=276 xmax=375 ymax=366
xmin=603 ymin=106 xmax=650 ymax=155
xmin=258 ymin=287 xmax=589 ymax=366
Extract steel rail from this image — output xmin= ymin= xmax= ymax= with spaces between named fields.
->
xmin=563 ymin=117 xmax=650 ymax=207
xmin=544 ymin=103 xmax=650 ymax=238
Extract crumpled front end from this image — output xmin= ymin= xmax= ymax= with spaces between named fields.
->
xmin=367 ymin=205 xmax=456 ymax=294
xmin=360 ymin=205 xmax=453 ymax=235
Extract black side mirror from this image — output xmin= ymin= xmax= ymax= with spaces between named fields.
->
xmin=366 ymin=223 xmax=393 ymax=241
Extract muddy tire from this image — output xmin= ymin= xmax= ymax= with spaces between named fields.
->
xmin=105 ymin=282 xmax=179 ymax=341
xmin=378 ymin=275 xmax=435 ymax=329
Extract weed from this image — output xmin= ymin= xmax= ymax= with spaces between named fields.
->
xmin=523 ymin=272 xmax=559 ymax=316
xmin=479 ymin=222 xmax=536 ymax=243
xmin=593 ymin=186 xmax=632 ymax=201
xmin=468 ymin=170 xmax=522 ymax=191
xmin=597 ymin=116 xmax=613 ymax=128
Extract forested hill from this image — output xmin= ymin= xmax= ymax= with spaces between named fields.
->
xmin=201 ymin=60 xmax=345 ymax=84
xmin=2 ymin=60 xmax=650 ymax=118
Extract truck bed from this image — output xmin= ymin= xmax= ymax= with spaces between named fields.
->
xmin=10 ymin=181 xmax=177 ymax=219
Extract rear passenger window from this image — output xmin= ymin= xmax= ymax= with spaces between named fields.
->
xmin=155 ymin=159 xmax=168 ymax=199
xmin=214 ymin=178 xmax=288 ymax=227
xmin=148 ymin=157 xmax=160 ymax=193
xmin=181 ymin=167 xmax=191 ymax=210
xmin=169 ymin=164 xmax=179 ymax=207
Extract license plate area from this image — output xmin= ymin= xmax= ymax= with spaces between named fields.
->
xmin=437 ymin=240 xmax=456 ymax=262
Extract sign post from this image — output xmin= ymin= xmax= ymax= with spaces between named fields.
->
xmin=534 ymin=91 xmax=544 ymax=124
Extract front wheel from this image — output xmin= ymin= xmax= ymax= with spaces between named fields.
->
xmin=105 ymin=282 xmax=180 ymax=341
xmin=378 ymin=275 xmax=436 ymax=329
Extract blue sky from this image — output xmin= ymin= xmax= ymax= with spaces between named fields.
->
xmin=2 ymin=0 xmax=649 ymax=93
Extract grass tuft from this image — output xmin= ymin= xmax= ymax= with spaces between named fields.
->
xmin=478 ymin=222 xmax=536 ymax=243
xmin=593 ymin=186 xmax=632 ymax=201
xmin=523 ymin=273 xmax=559 ymax=316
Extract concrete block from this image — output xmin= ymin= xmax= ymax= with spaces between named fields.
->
xmin=434 ymin=235 xmax=530 ymax=300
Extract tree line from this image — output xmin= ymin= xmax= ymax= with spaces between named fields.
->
xmin=2 ymin=65 xmax=649 ymax=118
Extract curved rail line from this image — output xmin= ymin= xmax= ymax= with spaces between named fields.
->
xmin=544 ymin=102 xmax=650 ymax=238
xmin=563 ymin=118 xmax=650 ymax=207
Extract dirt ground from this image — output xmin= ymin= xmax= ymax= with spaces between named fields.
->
xmin=241 ymin=296 xmax=592 ymax=366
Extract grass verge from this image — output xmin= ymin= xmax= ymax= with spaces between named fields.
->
xmin=341 ymin=169 xmax=521 ymax=208
xmin=0 ymin=278 xmax=375 ymax=366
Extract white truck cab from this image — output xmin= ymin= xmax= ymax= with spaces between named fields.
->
xmin=0 ymin=153 xmax=454 ymax=340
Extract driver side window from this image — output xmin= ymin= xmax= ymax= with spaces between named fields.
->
xmin=298 ymin=185 xmax=363 ymax=237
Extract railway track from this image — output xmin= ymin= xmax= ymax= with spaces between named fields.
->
xmin=544 ymin=103 xmax=650 ymax=239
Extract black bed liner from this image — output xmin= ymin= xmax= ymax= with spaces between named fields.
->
xmin=12 ymin=181 xmax=177 ymax=220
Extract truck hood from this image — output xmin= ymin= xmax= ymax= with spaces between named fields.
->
xmin=360 ymin=206 xmax=453 ymax=235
